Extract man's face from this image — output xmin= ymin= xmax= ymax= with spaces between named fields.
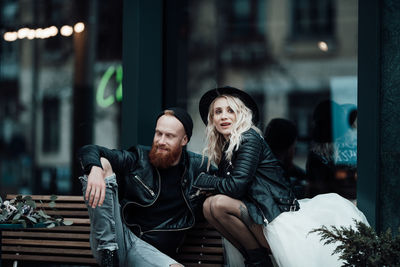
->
xmin=149 ymin=115 xmax=188 ymax=169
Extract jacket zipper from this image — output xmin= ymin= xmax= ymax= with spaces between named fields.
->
xmin=249 ymin=195 xmax=269 ymax=226
xmin=258 ymin=206 xmax=269 ymax=226
xmin=133 ymin=175 xmax=155 ymax=197
xmin=122 ymin=170 xmax=162 ymax=226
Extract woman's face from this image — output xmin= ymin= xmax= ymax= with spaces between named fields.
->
xmin=212 ymin=97 xmax=237 ymax=139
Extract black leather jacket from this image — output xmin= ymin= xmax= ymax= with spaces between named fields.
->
xmin=193 ymin=128 xmax=299 ymax=225
xmin=78 ymin=144 xmax=208 ymax=238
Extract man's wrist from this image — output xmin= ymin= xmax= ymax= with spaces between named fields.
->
xmin=90 ymin=165 xmax=105 ymax=178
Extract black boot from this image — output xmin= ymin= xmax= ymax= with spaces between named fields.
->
xmin=244 ymin=248 xmax=274 ymax=267
xmin=99 ymin=249 xmax=119 ymax=267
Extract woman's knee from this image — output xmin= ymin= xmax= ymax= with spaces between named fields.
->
xmin=203 ymin=196 xmax=213 ymax=219
xmin=203 ymin=195 xmax=222 ymax=219
xmin=210 ymin=195 xmax=236 ymax=218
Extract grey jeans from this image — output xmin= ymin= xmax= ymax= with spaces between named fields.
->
xmin=80 ymin=174 xmax=178 ymax=267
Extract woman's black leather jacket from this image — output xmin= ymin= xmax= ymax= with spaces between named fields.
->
xmin=78 ymin=144 xmax=208 ymax=235
xmin=193 ymin=128 xmax=299 ymax=225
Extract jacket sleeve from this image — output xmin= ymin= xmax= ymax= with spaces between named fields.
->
xmin=194 ymin=133 xmax=262 ymax=198
xmin=77 ymin=144 xmax=137 ymax=175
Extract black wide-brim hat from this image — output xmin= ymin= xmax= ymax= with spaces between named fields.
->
xmin=199 ymin=86 xmax=259 ymax=125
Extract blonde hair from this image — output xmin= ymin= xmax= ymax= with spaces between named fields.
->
xmin=202 ymin=95 xmax=262 ymax=170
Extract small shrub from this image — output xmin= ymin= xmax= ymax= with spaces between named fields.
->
xmin=311 ymin=220 xmax=400 ymax=267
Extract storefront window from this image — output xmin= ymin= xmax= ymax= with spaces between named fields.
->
xmin=0 ymin=0 xmax=122 ymax=196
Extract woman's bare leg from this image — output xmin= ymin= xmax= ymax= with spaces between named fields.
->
xmin=203 ymin=195 xmax=247 ymax=254
xmin=203 ymin=195 xmax=269 ymax=253
xmin=249 ymin=224 xmax=270 ymax=250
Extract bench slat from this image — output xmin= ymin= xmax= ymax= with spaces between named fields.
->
xmin=2 ymin=238 xmax=91 ymax=248
xmin=6 ymin=195 xmax=85 ymax=202
xmin=179 ymin=246 xmax=224 ymax=254
xmin=36 ymin=203 xmax=88 ymax=209
xmin=183 ymin=238 xmax=222 ymax=246
xmin=177 ymin=254 xmax=224 ymax=262
xmin=3 ymin=231 xmax=90 ymax=239
xmin=64 ymin=218 xmax=90 ymax=224
xmin=2 ymin=254 xmax=97 ymax=264
xmin=24 ymin=225 xmax=90 ymax=232
xmin=44 ymin=210 xmax=89 ymax=216
xmin=182 ymin=264 xmax=222 ymax=267
xmin=2 ymin=246 xmax=93 ymax=255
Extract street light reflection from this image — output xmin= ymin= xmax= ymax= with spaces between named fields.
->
xmin=74 ymin=22 xmax=85 ymax=33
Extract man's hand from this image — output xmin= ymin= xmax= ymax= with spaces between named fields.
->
xmin=85 ymin=165 xmax=106 ymax=208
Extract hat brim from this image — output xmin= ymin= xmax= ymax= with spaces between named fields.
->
xmin=199 ymin=86 xmax=259 ymax=125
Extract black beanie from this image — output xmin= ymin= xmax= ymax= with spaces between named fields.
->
xmin=156 ymin=107 xmax=193 ymax=141
xmin=264 ymin=118 xmax=298 ymax=151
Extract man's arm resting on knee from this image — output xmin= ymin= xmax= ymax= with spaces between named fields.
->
xmin=86 ymin=157 xmax=113 ymax=208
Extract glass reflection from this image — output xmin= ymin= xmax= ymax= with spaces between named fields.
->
xmin=178 ymin=0 xmax=358 ymax=200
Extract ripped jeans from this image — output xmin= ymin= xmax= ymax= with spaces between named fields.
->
xmin=79 ymin=174 xmax=178 ymax=267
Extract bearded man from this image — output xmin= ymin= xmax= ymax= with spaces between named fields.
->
xmin=78 ymin=108 xmax=209 ymax=267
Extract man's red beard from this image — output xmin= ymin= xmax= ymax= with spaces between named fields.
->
xmin=149 ymin=142 xmax=182 ymax=169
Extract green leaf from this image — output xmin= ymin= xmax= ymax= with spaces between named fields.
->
xmin=63 ymin=220 xmax=73 ymax=226
xmin=38 ymin=210 xmax=51 ymax=219
xmin=49 ymin=201 xmax=56 ymax=208
xmin=50 ymin=195 xmax=58 ymax=201
xmin=26 ymin=200 xmax=36 ymax=208
xmin=16 ymin=202 xmax=23 ymax=211
xmin=26 ymin=216 xmax=37 ymax=223
xmin=46 ymin=223 xmax=56 ymax=228
xmin=13 ymin=213 xmax=21 ymax=220
xmin=23 ymin=195 xmax=32 ymax=201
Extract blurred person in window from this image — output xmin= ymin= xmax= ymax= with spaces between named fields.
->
xmin=264 ymin=118 xmax=308 ymax=199
xmin=306 ymin=100 xmax=356 ymax=199
xmin=193 ymin=86 xmax=368 ymax=267
xmin=78 ymin=107 xmax=209 ymax=267
xmin=336 ymin=105 xmax=357 ymax=166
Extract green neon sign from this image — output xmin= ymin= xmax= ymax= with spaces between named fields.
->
xmin=96 ymin=65 xmax=123 ymax=108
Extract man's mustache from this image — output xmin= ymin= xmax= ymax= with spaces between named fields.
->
xmin=156 ymin=145 xmax=170 ymax=151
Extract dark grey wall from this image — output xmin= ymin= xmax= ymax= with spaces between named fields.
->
xmin=121 ymin=0 xmax=163 ymax=148
xmin=379 ymin=0 xmax=400 ymax=233
xmin=358 ymin=0 xmax=400 ymax=232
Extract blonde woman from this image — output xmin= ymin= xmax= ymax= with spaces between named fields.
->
xmin=193 ymin=86 xmax=368 ymax=267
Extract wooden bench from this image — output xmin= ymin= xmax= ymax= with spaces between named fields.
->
xmin=176 ymin=222 xmax=224 ymax=267
xmin=1 ymin=195 xmax=225 ymax=266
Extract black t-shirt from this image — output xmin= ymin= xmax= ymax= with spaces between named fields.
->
xmin=130 ymin=163 xmax=188 ymax=256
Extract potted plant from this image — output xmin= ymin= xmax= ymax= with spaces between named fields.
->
xmin=0 ymin=195 xmax=72 ymax=228
xmin=311 ymin=220 xmax=400 ymax=266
